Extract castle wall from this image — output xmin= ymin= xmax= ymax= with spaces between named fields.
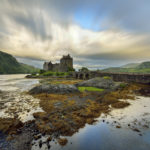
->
xmin=52 ymin=64 xmax=60 ymax=72
xmin=43 ymin=54 xmax=73 ymax=72
xmin=43 ymin=62 xmax=49 ymax=71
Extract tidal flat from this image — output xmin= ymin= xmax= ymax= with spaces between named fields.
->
xmin=0 ymin=75 xmax=150 ymax=150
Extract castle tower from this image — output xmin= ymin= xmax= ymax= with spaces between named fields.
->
xmin=43 ymin=61 xmax=53 ymax=71
xmin=60 ymin=54 xmax=73 ymax=72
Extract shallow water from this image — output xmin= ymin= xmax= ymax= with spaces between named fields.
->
xmin=0 ymin=74 xmax=43 ymax=122
xmin=32 ymin=97 xmax=150 ymax=150
xmin=0 ymin=74 xmax=39 ymax=91
xmin=48 ymin=123 xmax=150 ymax=150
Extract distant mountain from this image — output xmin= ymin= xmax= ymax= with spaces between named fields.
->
xmin=137 ymin=61 xmax=150 ymax=69
xmin=0 ymin=51 xmax=39 ymax=74
xmin=102 ymin=61 xmax=150 ymax=74
xmin=121 ymin=63 xmax=140 ymax=68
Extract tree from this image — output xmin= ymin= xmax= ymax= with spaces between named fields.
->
xmin=68 ymin=67 xmax=75 ymax=72
xmin=79 ymin=67 xmax=89 ymax=72
xmin=39 ymin=69 xmax=46 ymax=74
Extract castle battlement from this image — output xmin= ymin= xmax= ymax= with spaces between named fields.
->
xmin=43 ymin=54 xmax=73 ymax=72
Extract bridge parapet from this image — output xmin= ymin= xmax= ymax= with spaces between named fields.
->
xmin=73 ymin=71 xmax=150 ymax=84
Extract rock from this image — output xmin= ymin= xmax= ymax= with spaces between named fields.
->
xmin=13 ymin=120 xmax=23 ymax=129
xmin=29 ymin=84 xmax=79 ymax=94
xmin=143 ymin=124 xmax=149 ymax=128
xmin=9 ymin=130 xmax=17 ymax=135
xmin=76 ymin=77 xmax=120 ymax=90
xmin=39 ymin=140 xmax=42 ymax=148
xmin=25 ymin=75 xmax=37 ymax=78
xmin=33 ymin=112 xmax=48 ymax=120
xmin=58 ymin=138 xmax=68 ymax=146
xmin=138 ymin=88 xmax=150 ymax=96
xmin=6 ymin=135 xmax=13 ymax=141
xmin=47 ymin=142 xmax=51 ymax=149
xmin=54 ymin=102 xmax=62 ymax=106
xmin=133 ymin=128 xmax=140 ymax=132
xmin=34 ymin=135 xmax=41 ymax=140
xmin=47 ymin=136 xmax=52 ymax=142
xmin=17 ymin=129 xmax=22 ymax=134
xmin=116 ymin=125 xmax=121 ymax=128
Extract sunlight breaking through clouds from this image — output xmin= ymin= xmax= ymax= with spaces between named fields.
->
xmin=0 ymin=0 xmax=150 ymax=68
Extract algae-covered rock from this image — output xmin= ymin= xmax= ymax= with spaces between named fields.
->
xmin=58 ymin=138 xmax=68 ymax=146
xmin=29 ymin=84 xmax=79 ymax=94
xmin=0 ymin=118 xmax=23 ymax=134
xmin=76 ymin=77 xmax=119 ymax=89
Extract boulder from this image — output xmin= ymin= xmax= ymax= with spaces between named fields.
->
xmin=25 ymin=75 xmax=38 ymax=78
xmin=29 ymin=84 xmax=79 ymax=94
xmin=76 ymin=77 xmax=119 ymax=89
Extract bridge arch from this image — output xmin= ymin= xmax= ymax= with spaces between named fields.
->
xmin=79 ymin=74 xmax=84 ymax=79
xmin=75 ymin=73 xmax=78 ymax=79
xmin=85 ymin=73 xmax=89 ymax=79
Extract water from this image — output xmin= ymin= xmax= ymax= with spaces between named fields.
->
xmin=47 ymin=123 xmax=150 ymax=150
xmin=0 ymin=74 xmax=39 ymax=91
xmin=32 ymin=97 xmax=150 ymax=150
xmin=0 ymin=74 xmax=43 ymax=122
xmin=47 ymin=97 xmax=150 ymax=150
xmin=0 ymin=75 xmax=150 ymax=150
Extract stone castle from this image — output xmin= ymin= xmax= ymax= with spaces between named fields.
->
xmin=43 ymin=54 xmax=73 ymax=72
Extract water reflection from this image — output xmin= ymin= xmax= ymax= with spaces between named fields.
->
xmin=49 ymin=122 xmax=150 ymax=150
xmin=49 ymin=96 xmax=150 ymax=150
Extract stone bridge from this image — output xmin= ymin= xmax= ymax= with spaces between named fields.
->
xmin=73 ymin=71 xmax=150 ymax=84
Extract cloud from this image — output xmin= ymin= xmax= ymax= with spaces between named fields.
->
xmin=0 ymin=0 xmax=150 ymax=69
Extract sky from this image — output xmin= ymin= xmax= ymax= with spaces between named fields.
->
xmin=0 ymin=0 xmax=150 ymax=69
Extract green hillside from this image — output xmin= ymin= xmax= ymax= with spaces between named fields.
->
xmin=121 ymin=63 xmax=140 ymax=68
xmin=0 ymin=51 xmax=39 ymax=74
xmin=137 ymin=62 xmax=150 ymax=69
xmin=102 ymin=61 xmax=150 ymax=74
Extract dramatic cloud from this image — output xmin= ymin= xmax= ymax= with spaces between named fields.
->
xmin=0 ymin=0 xmax=150 ymax=69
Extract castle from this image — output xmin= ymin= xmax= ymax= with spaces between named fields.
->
xmin=43 ymin=54 xmax=73 ymax=72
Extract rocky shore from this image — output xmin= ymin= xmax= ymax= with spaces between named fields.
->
xmin=29 ymin=84 xmax=79 ymax=94
xmin=0 ymin=77 xmax=150 ymax=150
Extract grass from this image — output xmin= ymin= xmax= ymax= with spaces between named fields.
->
xmin=40 ymin=71 xmax=69 ymax=77
xmin=120 ymin=83 xmax=127 ymax=88
xmin=50 ymin=79 xmax=82 ymax=85
xmin=103 ymin=76 xmax=111 ymax=79
xmin=78 ymin=87 xmax=104 ymax=92
xmin=102 ymin=67 xmax=150 ymax=74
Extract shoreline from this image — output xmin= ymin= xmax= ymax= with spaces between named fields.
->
xmin=0 ymin=76 xmax=150 ymax=150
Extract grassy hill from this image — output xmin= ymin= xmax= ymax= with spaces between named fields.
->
xmin=137 ymin=62 xmax=150 ymax=69
xmin=121 ymin=63 xmax=140 ymax=68
xmin=102 ymin=61 xmax=150 ymax=74
xmin=0 ymin=51 xmax=39 ymax=74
